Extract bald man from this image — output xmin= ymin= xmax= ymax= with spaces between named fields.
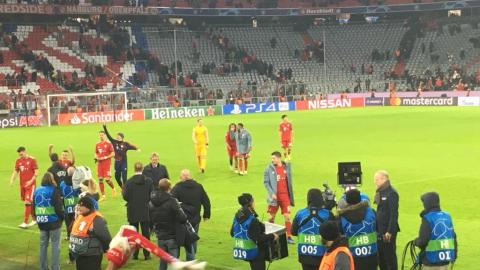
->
xmin=374 ymin=170 xmax=399 ymax=270
xmin=171 ymin=170 xmax=211 ymax=261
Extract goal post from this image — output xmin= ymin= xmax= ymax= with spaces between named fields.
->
xmin=46 ymin=91 xmax=128 ymax=127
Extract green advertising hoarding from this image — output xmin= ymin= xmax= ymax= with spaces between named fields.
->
xmin=145 ymin=105 xmax=222 ymax=120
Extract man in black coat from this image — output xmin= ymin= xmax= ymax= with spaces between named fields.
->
xmin=374 ymin=170 xmax=400 ymax=270
xmin=122 ymin=162 xmax=154 ymax=260
xmin=150 ymin=179 xmax=187 ymax=270
xmin=142 ymin=152 xmax=169 ymax=187
xmin=47 ymin=153 xmax=67 ymax=187
xmin=171 ymin=169 xmax=211 ymax=261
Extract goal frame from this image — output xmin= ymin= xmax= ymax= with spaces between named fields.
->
xmin=46 ymin=91 xmax=128 ymax=127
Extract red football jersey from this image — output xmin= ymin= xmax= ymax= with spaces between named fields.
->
xmin=279 ymin=122 xmax=293 ymax=141
xmin=15 ymin=156 xmax=38 ymax=187
xmin=275 ymin=164 xmax=289 ymax=196
xmin=59 ymin=159 xmax=73 ymax=169
xmin=225 ymin=131 xmax=237 ymax=148
xmin=96 ymin=141 xmax=114 ymax=160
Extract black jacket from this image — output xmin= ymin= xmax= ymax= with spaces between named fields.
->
xmin=375 ymin=182 xmax=400 ymax=235
xmin=338 ymin=200 xmax=378 ymax=269
xmin=291 ymin=190 xmax=335 ymax=266
xmin=123 ymin=174 xmax=154 ymax=223
xmin=230 ymin=207 xmax=274 ymax=260
xmin=171 ymin=179 xmax=211 ymax=226
xmin=414 ymin=192 xmax=457 ymax=266
xmin=142 ymin=163 xmax=169 ymax=187
xmin=34 ymin=184 xmax=64 ymax=231
xmin=149 ymin=190 xmax=187 ymax=241
xmin=47 ymin=162 xmax=67 ymax=187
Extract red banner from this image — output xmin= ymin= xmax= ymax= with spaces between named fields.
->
xmin=295 ymin=98 xmax=365 ymax=110
xmin=57 ymin=110 xmax=145 ymax=126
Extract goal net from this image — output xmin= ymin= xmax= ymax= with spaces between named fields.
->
xmin=46 ymin=91 xmax=128 ymax=127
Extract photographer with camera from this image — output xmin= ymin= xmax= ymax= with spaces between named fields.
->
xmin=338 ymin=189 xmax=378 ymax=270
xmin=231 ymin=193 xmax=279 ymax=270
xmin=413 ymin=192 xmax=457 ymax=270
xmin=291 ymin=188 xmax=334 ymax=270
xmin=338 ymin=186 xmax=371 ymax=210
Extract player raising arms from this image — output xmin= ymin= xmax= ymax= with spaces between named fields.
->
xmin=103 ymin=124 xmax=140 ymax=188
xmin=235 ymin=123 xmax=252 ymax=176
xmin=48 ymin=144 xmax=75 ymax=169
xmin=10 ymin=146 xmax=38 ymax=229
xmin=225 ymin=123 xmax=238 ymax=172
xmin=193 ymin=118 xmax=209 ymax=173
xmin=95 ymin=130 xmax=116 ymax=200
xmin=279 ymin=114 xmax=293 ymax=160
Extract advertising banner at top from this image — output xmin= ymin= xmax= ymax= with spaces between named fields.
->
xmin=145 ymin=105 xmax=222 ymax=120
xmin=386 ymin=97 xmax=458 ymax=106
xmin=222 ymin=101 xmax=295 ymax=115
xmin=295 ymin=98 xmax=365 ymax=110
xmin=457 ymin=97 xmax=480 ymax=106
xmin=1 ymin=114 xmax=45 ymax=129
xmin=57 ymin=109 xmax=145 ymax=126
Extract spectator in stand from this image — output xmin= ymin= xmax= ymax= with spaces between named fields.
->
xmin=171 ymin=169 xmax=211 ymax=261
xmin=122 ymin=162 xmax=153 ymax=260
xmin=0 ymin=51 xmax=3 ymax=64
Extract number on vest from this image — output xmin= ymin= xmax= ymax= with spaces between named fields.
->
xmin=439 ymin=251 xmax=452 ymax=261
xmin=354 ymin=246 xmax=372 ymax=256
xmin=233 ymin=249 xmax=247 ymax=259
xmin=78 ymin=221 xmax=87 ymax=231
xmin=300 ymin=245 xmax=318 ymax=255
xmin=36 ymin=216 xmax=48 ymax=223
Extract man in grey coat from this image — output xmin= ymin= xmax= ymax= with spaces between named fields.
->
xmin=235 ymin=123 xmax=252 ymax=176
xmin=263 ymin=151 xmax=295 ymax=244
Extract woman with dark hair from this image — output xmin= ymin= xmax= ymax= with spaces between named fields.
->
xmin=33 ymin=172 xmax=64 ymax=270
xmin=225 ymin=123 xmax=238 ymax=172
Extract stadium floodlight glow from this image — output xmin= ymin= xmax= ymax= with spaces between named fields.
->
xmin=46 ymin=91 xmax=128 ymax=127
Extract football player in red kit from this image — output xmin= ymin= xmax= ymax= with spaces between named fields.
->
xmin=95 ymin=131 xmax=116 ymax=200
xmin=48 ymin=144 xmax=75 ymax=169
xmin=10 ymin=146 xmax=38 ymax=229
xmin=225 ymin=123 xmax=238 ymax=172
xmin=279 ymin=115 xmax=293 ymax=160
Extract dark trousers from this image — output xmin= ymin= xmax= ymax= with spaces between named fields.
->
xmin=65 ymin=213 xmax=75 ymax=262
xmin=378 ymin=235 xmax=398 ymax=270
xmin=130 ymin=221 xmax=150 ymax=258
xmin=75 ymin=255 xmax=102 ymax=270
xmin=157 ymin=238 xmax=179 ymax=270
xmin=354 ymin=254 xmax=379 ymax=270
xmin=114 ymin=160 xmax=127 ymax=188
xmin=301 ymin=264 xmax=319 ymax=270
xmin=248 ymin=250 xmax=266 ymax=270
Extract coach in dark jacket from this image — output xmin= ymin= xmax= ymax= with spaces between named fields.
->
xmin=47 ymin=153 xmax=67 ymax=187
xmin=171 ymin=169 xmax=211 ymax=260
xmin=123 ymin=162 xmax=154 ymax=260
xmin=142 ymin=152 xmax=169 ymax=187
xmin=150 ymin=179 xmax=187 ymax=270
xmin=374 ymin=170 xmax=399 ymax=270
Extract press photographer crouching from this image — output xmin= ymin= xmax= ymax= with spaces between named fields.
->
xmin=231 ymin=193 xmax=279 ymax=270
xmin=413 ymin=192 xmax=457 ymax=270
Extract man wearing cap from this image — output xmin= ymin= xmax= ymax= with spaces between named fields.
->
xmin=374 ymin=170 xmax=399 ymax=270
xmin=231 ymin=193 xmax=279 ymax=270
xmin=10 ymin=146 xmax=38 ymax=228
xmin=103 ymin=124 xmax=140 ymax=188
xmin=292 ymin=188 xmax=334 ymax=270
xmin=338 ymin=189 xmax=378 ymax=270
xmin=319 ymin=221 xmax=354 ymax=270
xmin=413 ymin=192 xmax=457 ymax=270
xmin=70 ymin=196 xmax=112 ymax=270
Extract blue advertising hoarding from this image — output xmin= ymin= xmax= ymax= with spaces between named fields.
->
xmin=222 ymin=101 xmax=296 ymax=115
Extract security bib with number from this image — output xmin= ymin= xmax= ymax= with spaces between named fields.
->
xmin=69 ymin=211 xmax=100 ymax=255
xmin=60 ymin=181 xmax=80 ymax=214
xmin=295 ymin=208 xmax=330 ymax=256
xmin=340 ymin=207 xmax=378 ymax=257
xmin=424 ymin=211 xmax=456 ymax=264
xmin=232 ymin=213 xmax=259 ymax=261
xmin=33 ymin=185 xmax=59 ymax=224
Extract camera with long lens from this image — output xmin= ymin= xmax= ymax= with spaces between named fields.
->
xmin=322 ymin=183 xmax=337 ymax=210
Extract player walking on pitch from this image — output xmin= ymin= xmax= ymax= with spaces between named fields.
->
xmin=10 ymin=146 xmax=38 ymax=228
xmin=279 ymin=115 xmax=293 ymax=160
xmin=48 ymin=144 xmax=75 ymax=169
xmin=193 ymin=119 xmax=209 ymax=173
xmin=235 ymin=123 xmax=252 ymax=176
xmin=225 ymin=123 xmax=238 ymax=172
xmin=103 ymin=124 xmax=140 ymax=188
xmin=95 ymin=130 xmax=116 ymax=200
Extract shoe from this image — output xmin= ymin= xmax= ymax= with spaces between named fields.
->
xmin=287 ymin=237 xmax=295 ymax=244
xmin=238 ymin=171 xmax=244 ymax=176
xmin=132 ymin=256 xmax=139 ymax=260
xmin=18 ymin=222 xmax=28 ymax=229
xmin=234 ymin=169 xmax=239 ymax=174
xmin=229 ymin=165 xmax=234 ymax=171
xmin=201 ymin=169 xmax=205 ymax=174
xmin=144 ymin=255 xmax=151 ymax=261
xmin=27 ymin=221 xmax=37 ymax=227
xmin=112 ymin=189 xmax=117 ymax=198
xmin=244 ymin=171 xmax=248 ymax=175
xmin=99 ymin=195 xmax=106 ymax=201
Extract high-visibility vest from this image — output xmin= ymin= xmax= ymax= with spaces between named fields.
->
xmin=319 ymin=246 xmax=355 ymax=270
xmin=340 ymin=207 xmax=378 ymax=257
xmin=69 ymin=211 xmax=101 ymax=255
xmin=295 ymin=207 xmax=330 ymax=257
xmin=33 ymin=185 xmax=59 ymax=224
xmin=423 ymin=210 xmax=456 ymax=264
xmin=232 ymin=213 xmax=259 ymax=261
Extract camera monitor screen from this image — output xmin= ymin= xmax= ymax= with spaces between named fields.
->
xmin=337 ymin=162 xmax=362 ymax=186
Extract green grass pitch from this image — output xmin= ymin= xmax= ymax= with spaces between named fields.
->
xmin=0 ymin=106 xmax=479 ymax=270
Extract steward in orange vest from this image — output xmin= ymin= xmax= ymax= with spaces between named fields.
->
xmin=69 ymin=196 xmax=111 ymax=270
xmin=319 ymin=221 xmax=354 ymax=270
